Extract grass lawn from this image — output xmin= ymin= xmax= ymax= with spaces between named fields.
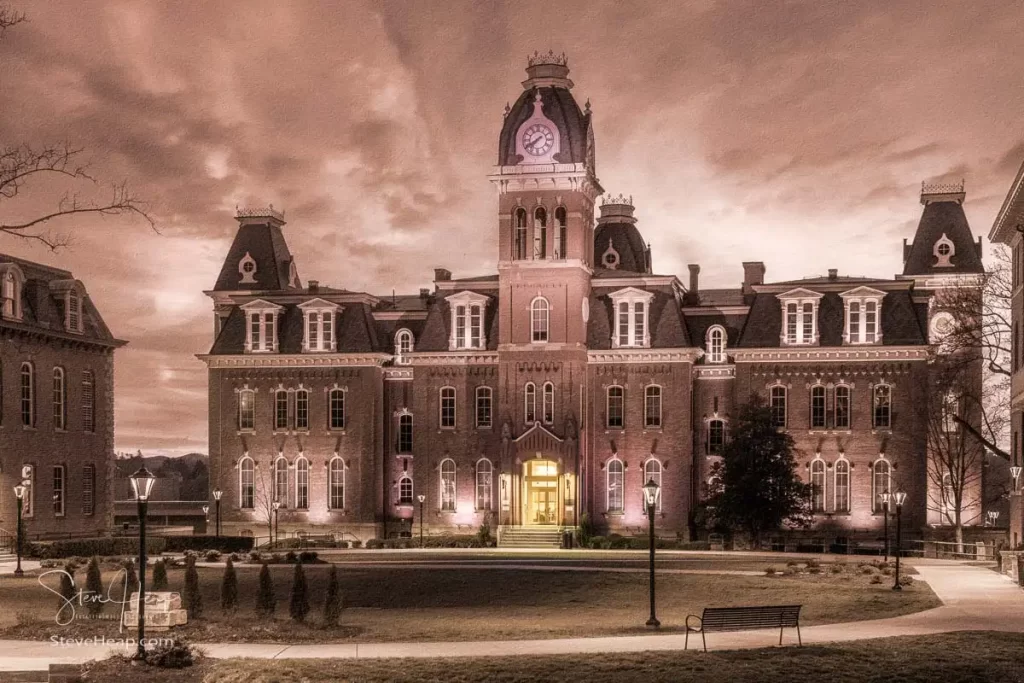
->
xmin=0 ymin=558 xmax=938 ymax=644
xmin=80 ymin=631 xmax=1024 ymax=682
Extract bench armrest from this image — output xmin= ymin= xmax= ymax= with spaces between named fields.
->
xmin=685 ymin=614 xmax=703 ymax=632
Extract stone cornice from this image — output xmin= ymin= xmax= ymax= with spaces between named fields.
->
xmin=694 ymin=365 xmax=736 ymax=378
xmin=587 ymin=348 xmax=699 ymax=364
xmin=407 ymin=351 xmax=499 ymax=365
xmin=991 ymin=158 xmax=1024 ymax=244
xmin=197 ymin=353 xmax=390 ymax=369
xmin=732 ymin=346 xmax=929 ymax=363
xmin=385 ymin=368 xmax=414 ymax=380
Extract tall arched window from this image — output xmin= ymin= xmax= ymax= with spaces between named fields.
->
xmin=399 ymin=476 xmax=413 ymax=505
xmin=524 ymin=382 xmax=537 ymax=424
xmin=555 ymin=206 xmax=568 ymax=258
xmin=476 ymin=458 xmax=492 ymax=511
xmin=707 ymin=419 xmax=725 ymax=454
xmin=706 ymin=326 xmax=726 ymax=364
xmin=769 ymin=385 xmax=787 ymax=428
xmin=514 ymin=208 xmax=528 ymax=260
xmin=810 ymin=459 xmax=825 ymax=512
xmin=295 ymin=456 xmax=309 ymax=509
xmin=52 ymin=367 xmax=66 ymax=430
xmin=834 ymin=385 xmax=851 ymax=429
xmin=439 ymin=386 xmax=456 ymax=428
xmin=275 ymin=389 xmax=289 ymax=431
xmin=398 ymin=413 xmax=413 ymax=453
xmin=873 ymin=384 xmax=892 ymax=428
xmin=810 ymin=385 xmax=826 ymax=429
xmin=645 ymin=385 xmax=662 ymax=428
xmin=872 ymin=459 xmax=891 ymax=513
xmin=295 ymin=389 xmax=309 ymax=431
xmin=20 ymin=362 xmax=34 ymax=427
xmin=542 ymin=382 xmax=555 ymax=424
xmin=834 ymin=458 xmax=850 ymax=513
xmin=531 ymin=297 xmax=550 ymax=342
xmin=534 ymin=207 xmax=548 ymax=258
xmin=329 ymin=457 xmax=345 ymax=510
xmin=440 ymin=458 xmax=456 ymax=511
xmin=475 ymin=386 xmax=492 ymax=428
xmin=239 ymin=457 xmax=255 ymax=509
xmin=329 ymin=388 xmax=345 ymax=430
xmin=238 ymin=388 xmax=255 ymax=431
xmin=395 ymin=329 xmax=414 ymax=364
xmin=607 ymin=385 xmax=624 ymax=428
xmin=644 ymin=459 xmax=662 ymax=512
xmin=607 ymin=459 xmax=624 ymax=513
xmin=274 ymin=457 xmax=289 ymax=505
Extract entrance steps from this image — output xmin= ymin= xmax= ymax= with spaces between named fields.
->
xmin=498 ymin=526 xmax=563 ymax=549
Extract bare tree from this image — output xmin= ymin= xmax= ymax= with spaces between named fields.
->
xmin=0 ymin=6 xmax=154 ymax=249
xmin=253 ymin=466 xmax=278 ymax=548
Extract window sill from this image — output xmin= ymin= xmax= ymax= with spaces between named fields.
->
xmin=396 ymin=503 xmax=414 ymax=509
xmin=237 ymin=430 xmax=256 ymax=435
xmin=643 ymin=427 xmax=663 ymax=433
xmin=476 ymin=425 xmax=493 ymax=430
xmin=605 ymin=427 xmax=625 ymax=433
xmin=604 ymin=511 xmax=625 ymax=517
xmin=438 ymin=427 xmax=457 ymax=432
xmin=22 ymin=426 xmax=36 ymax=431
xmin=395 ymin=452 xmax=414 ymax=458
xmin=871 ymin=428 xmax=893 ymax=435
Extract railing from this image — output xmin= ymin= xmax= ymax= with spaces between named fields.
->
xmin=0 ymin=528 xmax=13 ymax=552
xmin=908 ymin=539 xmax=995 ymax=560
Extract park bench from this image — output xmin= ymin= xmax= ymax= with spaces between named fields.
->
xmin=685 ymin=604 xmax=802 ymax=652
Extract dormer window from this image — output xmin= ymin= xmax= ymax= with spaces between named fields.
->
xmin=609 ymin=287 xmax=654 ymax=349
xmin=66 ymin=290 xmax=82 ymax=333
xmin=1 ymin=265 xmax=24 ymax=321
xmin=241 ymin=300 xmax=283 ymax=353
xmin=239 ymin=252 xmax=257 ymax=284
xmin=395 ymin=329 xmax=414 ymax=364
xmin=298 ymin=299 xmax=340 ymax=352
xmin=840 ymin=287 xmax=885 ymax=345
xmin=705 ymin=325 xmax=726 ymax=363
xmin=446 ymin=291 xmax=489 ymax=351
xmin=933 ymin=233 xmax=955 ymax=267
xmin=778 ymin=288 xmax=822 ymax=346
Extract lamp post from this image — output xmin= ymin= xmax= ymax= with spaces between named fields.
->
xmin=892 ymin=490 xmax=906 ymax=592
xmin=417 ymin=494 xmax=426 ymax=548
xmin=12 ymin=485 xmax=26 ymax=577
xmin=212 ymin=488 xmax=222 ymax=537
xmin=1011 ymin=465 xmax=1022 ymax=492
xmin=129 ymin=466 xmax=157 ymax=661
xmin=881 ymin=491 xmax=891 ymax=562
xmin=642 ymin=478 xmax=661 ymax=628
xmin=987 ymin=510 xmax=1000 ymax=527
xmin=202 ymin=505 xmax=210 ymax=534
xmin=272 ymin=501 xmax=280 ymax=549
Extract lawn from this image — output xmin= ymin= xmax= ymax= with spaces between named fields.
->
xmin=0 ymin=558 xmax=938 ymax=644
xmin=80 ymin=631 xmax=1024 ymax=682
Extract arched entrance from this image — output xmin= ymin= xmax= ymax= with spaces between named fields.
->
xmin=524 ymin=459 xmax=559 ymax=525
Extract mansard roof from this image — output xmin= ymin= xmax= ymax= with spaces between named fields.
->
xmin=208 ymin=300 xmax=380 ymax=355
xmin=213 ymin=218 xmax=300 ymax=292
xmin=498 ymin=85 xmax=592 ymax=167
xmin=902 ymin=199 xmax=984 ymax=276
xmin=414 ymin=293 xmax=499 ymax=352
xmin=594 ymin=221 xmax=650 ymax=274
xmin=587 ymin=287 xmax=690 ymax=349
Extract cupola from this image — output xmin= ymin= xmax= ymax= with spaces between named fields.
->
xmin=593 ymin=194 xmax=651 ymax=274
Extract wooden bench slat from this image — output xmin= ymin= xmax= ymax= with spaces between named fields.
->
xmin=685 ymin=604 xmax=802 ymax=652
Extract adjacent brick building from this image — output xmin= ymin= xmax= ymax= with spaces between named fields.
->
xmin=201 ymin=54 xmax=986 ymax=545
xmin=0 ymin=255 xmax=124 ymax=540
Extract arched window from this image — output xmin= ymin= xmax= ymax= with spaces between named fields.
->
xmin=329 ymin=457 xmax=345 ymax=510
xmin=295 ymin=389 xmax=309 ymax=431
xmin=810 ymin=459 xmax=825 ymax=512
xmin=476 ymin=458 xmax=493 ymax=511
xmin=834 ymin=385 xmax=851 ymax=429
xmin=397 ymin=413 xmax=413 ymax=453
xmin=440 ymin=458 xmax=456 ymax=511
xmin=53 ymin=465 xmax=65 ymax=516
xmin=475 ymin=386 xmax=492 ymax=428
xmin=607 ymin=459 xmax=624 ymax=513
xmin=706 ymin=326 xmax=726 ymax=364
xmin=81 ymin=370 xmax=95 ymax=433
xmin=607 ymin=385 xmax=624 ymax=428
xmin=555 ymin=206 xmax=568 ymax=259
xmin=542 ymin=382 xmax=555 ymax=424
xmin=531 ymin=297 xmax=550 ymax=343
xmin=644 ymin=458 xmax=662 ymax=511
xmin=395 ymin=329 xmax=414 ymax=364
xmin=534 ymin=207 xmax=548 ymax=258
xmin=645 ymin=385 xmax=662 ymax=428
xmin=872 ymin=459 xmax=891 ymax=513
xmin=238 ymin=388 xmax=255 ymax=431
xmin=873 ymin=384 xmax=891 ymax=428
xmin=834 ymin=458 xmax=850 ymax=513
xmin=707 ymin=419 xmax=725 ymax=454
xmin=20 ymin=362 xmax=34 ymax=427
xmin=942 ymin=391 xmax=960 ymax=433
xmin=274 ymin=457 xmax=289 ymax=505
xmin=439 ymin=386 xmax=456 ymax=428
xmin=399 ymin=476 xmax=413 ymax=505
xmin=239 ymin=457 xmax=255 ymax=509
xmin=514 ymin=208 xmax=528 ymax=260
xmin=524 ymin=382 xmax=537 ymax=424
xmin=329 ymin=388 xmax=345 ymax=430
xmin=275 ymin=389 xmax=289 ymax=431
xmin=769 ymin=385 xmax=787 ymax=428
xmin=52 ymin=367 xmax=66 ymax=430
xmin=295 ymin=456 xmax=309 ymax=509
xmin=810 ymin=385 xmax=826 ymax=429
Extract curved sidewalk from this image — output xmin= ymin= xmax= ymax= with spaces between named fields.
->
xmin=1 ymin=561 xmax=1021 ymax=671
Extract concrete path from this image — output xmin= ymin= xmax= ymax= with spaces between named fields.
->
xmin=0 ymin=560 xmax=1021 ymax=671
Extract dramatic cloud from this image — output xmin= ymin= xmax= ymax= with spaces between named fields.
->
xmin=2 ymin=1 xmax=1022 ymax=455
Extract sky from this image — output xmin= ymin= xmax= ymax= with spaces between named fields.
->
xmin=1 ymin=1 xmax=1023 ymax=457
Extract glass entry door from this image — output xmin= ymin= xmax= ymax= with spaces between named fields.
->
xmin=524 ymin=460 xmax=559 ymax=525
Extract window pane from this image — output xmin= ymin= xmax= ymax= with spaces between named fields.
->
xmin=296 ymin=459 xmax=309 ymax=509
xmin=708 ymin=419 xmax=724 ymax=454
xmin=53 ymin=466 xmax=65 ymax=516
xmin=399 ymin=477 xmax=413 ymax=504
xmin=873 ymin=385 xmax=891 ymax=428
xmin=770 ymin=386 xmax=787 ymax=428
xmin=276 ymin=391 xmax=289 ymax=430
xmin=440 ymin=460 xmax=456 ymax=511
xmin=524 ymin=383 xmax=536 ymax=423
xmin=834 ymin=386 xmax=850 ymax=429
xmin=476 ymin=460 xmax=492 ymax=510
xmin=618 ymin=302 xmax=629 ymax=346
xmin=645 ymin=386 xmax=662 ymax=428
xmin=810 ymin=461 xmax=824 ymax=512
xmin=470 ymin=305 xmax=482 ymax=348
xmin=295 ymin=390 xmax=309 ymax=430
xmin=786 ymin=303 xmax=797 ymax=343
xmin=810 ymin=386 xmax=826 ymax=428
xmin=607 ymin=386 xmax=624 ymax=428
xmin=398 ymin=414 xmax=413 ymax=453
xmin=607 ymin=460 xmax=623 ymax=512
xmin=330 ymin=390 xmax=345 ymax=430
xmin=440 ymin=387 xmax=456 ymax=428
xmin=542 ymin=383 xmax=554 ymax=424
xmin=835 ymin=460 xmax=850 ymax=512
xmin=634 ymin=302 xmax=645 ymax=345
xmin=83 ymin=464 xmax=95 ymax=515
xmin=330 ymin=459 xmax=345 ymax=509
xmin=476 ymin=387 xmax=492 ymax=428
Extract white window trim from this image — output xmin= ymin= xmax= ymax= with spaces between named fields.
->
xmin=298 ymin=298 xmax=341 ymax=352
xmin=933 ymin=233 xmax=955 ymax=267
xmin=475 ymin=457 xmax=493 ymax=511
xmin=52 ymin=366 xmax=66 ymax=431
xmin=475 ymin=386 xmax=493 ymax=428
xmin=809 ymin=383 xmax=827 ymax=430
xmin=531 ymin=296 xmax=550 ymax=343
xmin=294 ymin=455 xmax=309 ymax=510
xmin=237 ymin=387 xmax=256 ymax=432
xmin=872 ymin=382 xmax=893 ymax=429
xmin=834 ymin=383 xmax=852 ymax=429
xmin=53 ymin=464 xmax=66 ymax=517
xmin=328 ymin=456 xmax=345 ymax=510
xmin=840 ymin=287 xmax=884 ymax=345
xmin=439 ymin=386 xmax=457 ymax=429
xmin=809 ymin=455 xmax=826 ymax=513
xmin=606 ymin=457 xmax=625 ymax=513
xmin=871 ymin=456 xmax=891 ymax=513
xmin=398 ymin=475 xmax=414 ymax=505
xmin=609 ymin=287 xmax=654 ymax=349
xmin=769 ymin=383 xmax=788 ymax=429
xmin=241 ymin=299 xmax=283 ymax=353
xmin=445 ymin=291 xmax=489 ymax=351
xmin=440 ymin=458 xmax=457 ymax=512
xmin=542 ymin=381 xmax=555 ymax=424
xmin=706 ymin=417 xmax=726 ymax=454
xmin=0 ymin=263 xmax=25 ymax=321
xmin=395 ymin=328 xmax=415 ymax=364
xmin=778 ymin=288 xmax=823 ymax=346
xmin=643 ymin=457 xmax=662 ymax=512
xmin=328 ymin=386 xmax=348 ymax=431
xmin=273 ymin=455 xmax=289 ymax=505
xmin=705 ymin=325 xmax=727 ymax=363
xmin=606 ymin=384 xmax=625 ymax=429
xmin=239 ymin=456 xmax=255 ymax=509
xmin=833 ymin=455 xmax=851 ymax=513
xmin=524 ymin=382 xmax=537 ymax=424
xmin=644 ymin=384 xmax=663 ymax=429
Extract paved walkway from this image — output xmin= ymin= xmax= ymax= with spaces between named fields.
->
xmin=0 ymin=560 xmax=1021 ymax=671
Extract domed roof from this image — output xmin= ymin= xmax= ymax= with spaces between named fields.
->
xmin=497 ymin=53 xmax=594 ymax=168
xmin=593 ymin=195 xmax=651 ymax=274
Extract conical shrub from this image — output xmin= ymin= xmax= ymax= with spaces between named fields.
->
xmin=123 ymin=559 xmax=139 ymax=597
xmin=57 ymin=564 xmax=76 ymax=621
xmin=289 ymin=561 xmax=309 ymax=623
xmin=183 ymin=555 xmax=203 ymax=619
xmin=221 ymin=557 xmax=238 ymax=611
xmin=152 ymin=558 xmax=168 ymax=590
xmin=257 ymin=561 xmax=276 ymax=616
xmin=85 ymin=557 xmax=103 ymax=618
xmin=323 ymin=564 xmax=343 ymax=627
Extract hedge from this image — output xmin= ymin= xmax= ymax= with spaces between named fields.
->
xmin=365 ymin=535 xmax=495 ymax=549
xmin=27 ymin=536 xmax=167 ymax=559
xmin=163 ymin=536 xmax=255 ymax=553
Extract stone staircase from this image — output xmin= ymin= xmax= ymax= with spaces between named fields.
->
xmin=498 ymin=526 xmax=564 ymax=549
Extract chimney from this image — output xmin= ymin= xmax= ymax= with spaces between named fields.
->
xmin=308 ymin=279 xmax=319 ymax=293
xmin=742 ymin=261 xmax=766 ymax=295
xmin=827 ymin=269 xmax=837 ymax=281
xmin=419 ymin=288 xmax=431 ymax=299
xmin=688 ymin=264 xmax=700 ymax=294
xmin=434 ymin=268 xmax=451 ymax=282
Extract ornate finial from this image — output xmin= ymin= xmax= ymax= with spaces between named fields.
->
xmin=584 ymin=98 xmax=591 ymax=114
xmin=503 ymin=102 xmax=510 ymax=117
xmin=528 ymin=49 xmax=568 ymax=67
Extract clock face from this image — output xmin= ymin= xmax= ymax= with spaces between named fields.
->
xmin=521 ymin=123 xmax=555 ymax=156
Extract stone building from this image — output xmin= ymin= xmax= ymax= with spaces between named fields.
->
xmin=0 ymin=255 xmax=124 ymax=540
xmin=201 ymin=53 xmax=985 ymax=546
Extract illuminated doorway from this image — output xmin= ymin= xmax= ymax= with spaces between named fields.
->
xmin=524 ymin=459 xmax=559 ymax=525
